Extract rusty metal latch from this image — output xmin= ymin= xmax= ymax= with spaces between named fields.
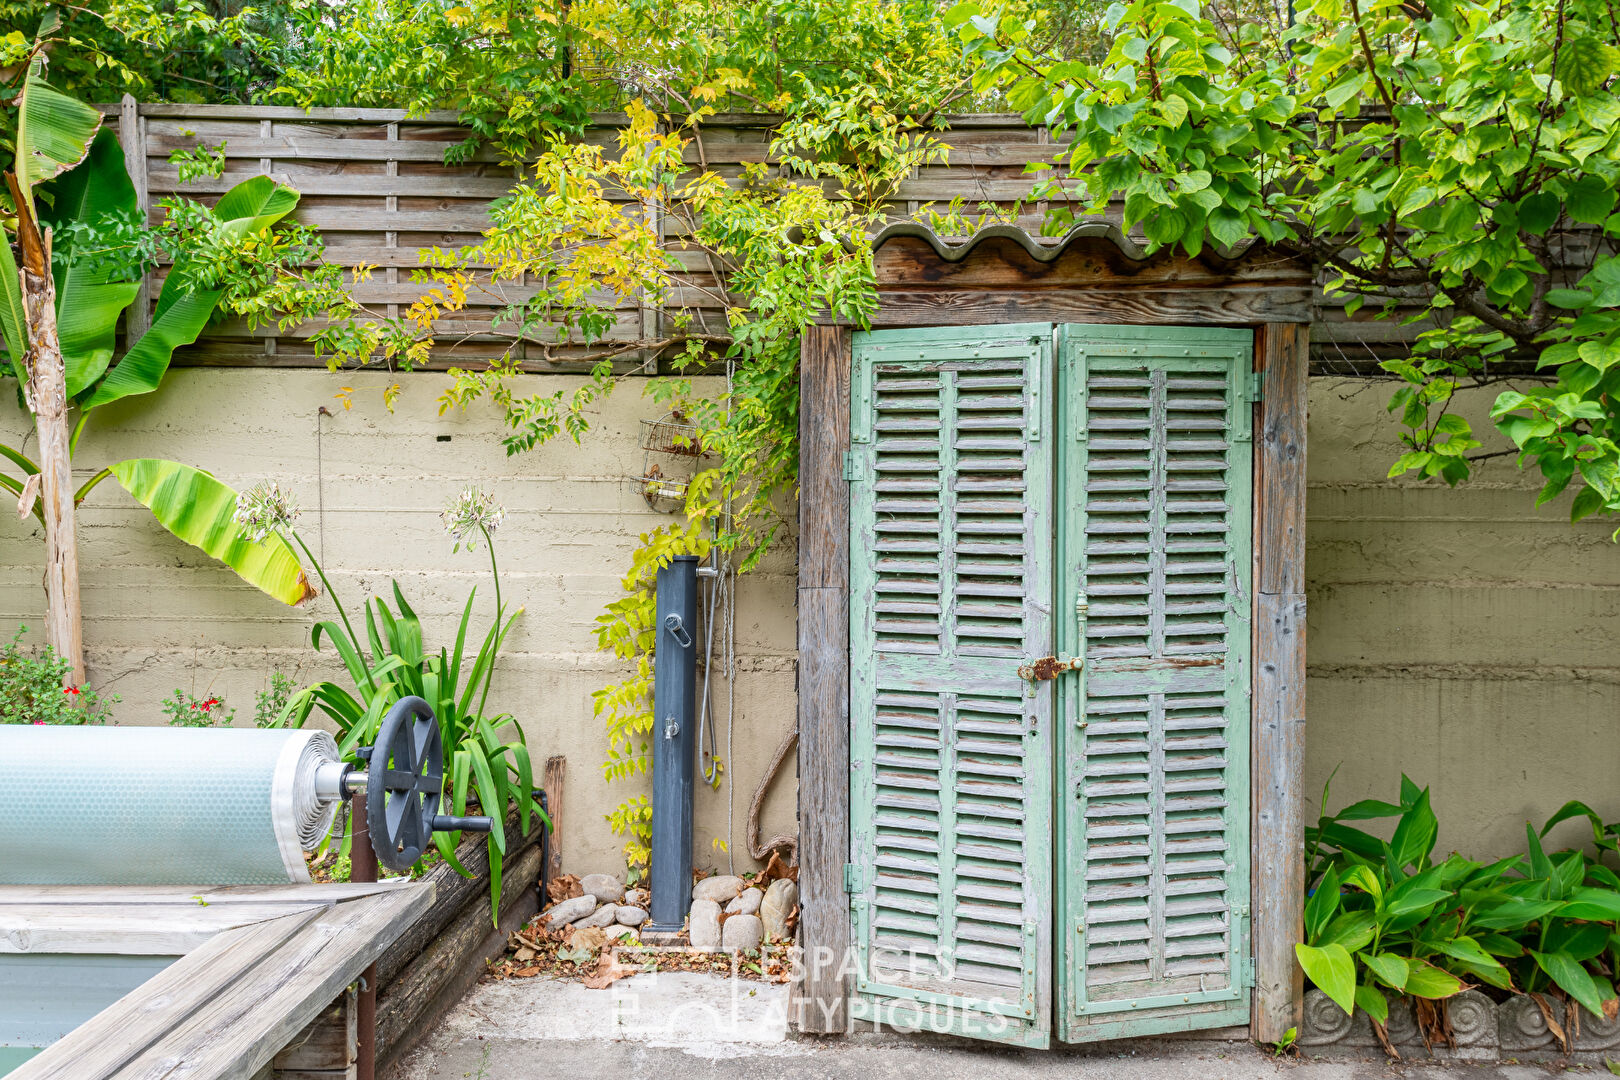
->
xmin=1018 ymin=655 xmax=1081 ymax=683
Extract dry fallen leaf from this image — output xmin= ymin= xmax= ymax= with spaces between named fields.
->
xmin=565 ymin=926 xmax=609 ymax=952
xmin=513 ymin=964 xmax=542 ymax=977
xmin=761 ymin=851 xmax=799 ymax=884
xmin=547 ymin=874 xmax=583 ymax=903
xmin=582 ymin=950 xmax=640 ymax=990
xmin=513 ymin=946 xmax=536 ymax=962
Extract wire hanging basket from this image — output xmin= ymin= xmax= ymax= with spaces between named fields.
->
xmin=639 ymin=412 xmax=704 ymax=457
xmin=630 ymin=411 xmax=705 ymax=513
xmin=635 ymin=470 xmax=690 ymax=513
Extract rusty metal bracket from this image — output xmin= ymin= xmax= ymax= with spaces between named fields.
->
xmin=1018 ymin=655 xmax=1081 ymax=683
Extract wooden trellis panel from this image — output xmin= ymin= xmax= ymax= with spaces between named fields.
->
xmin=102 ymin=101 xmax=1410 ymax=374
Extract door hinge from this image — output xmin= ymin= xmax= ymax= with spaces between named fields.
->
xmin=842 ymin=451 xmax=866 ymax=482
xmin=1247 ymin=370 xmax=1267 ymax=402
xmin=1242 ymin=955 xmax=1256 ymax=988
xmin=844 ymin=863 xmax=861 ymax=893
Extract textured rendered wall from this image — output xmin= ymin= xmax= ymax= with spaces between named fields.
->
xmin=4 ymin=371 xmax=1612 ymax=872
xmin=0 ymin=370 xmax=797 ymax=878
xmin=1305 ymin=379 xmax=1620 ymax=859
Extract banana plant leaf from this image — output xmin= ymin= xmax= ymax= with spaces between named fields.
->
xmin=108 ymin=458 xmax=316 ymax=606
xmin=212 ymin=176 xmax=301 ymax=242
xmin=12 ymin=73 xmax=102 ymax=211
xmin=46 ymin=130 xmax=143 ymax=398
xmin=81 ymin=287 xmax=221 ymax=412
xmin=83 ymin=174 xmax=300 ymax=409
xmin=0 ymin=237 xmax=26 ymax=386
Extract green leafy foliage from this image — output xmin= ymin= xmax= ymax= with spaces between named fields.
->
xmin=0 ymin=624 xmax=116 ymax=723
xmin=1303 ymin=776 xmax=1620 ymax=1023
xmin=956 ymin=0 xmax=1620 ymax=522
xmin=276 ymin=506 xmax=547 ymax=922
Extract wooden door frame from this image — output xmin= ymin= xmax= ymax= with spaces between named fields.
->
xmin=794 ymin=225 xmax=1310 ymax=1041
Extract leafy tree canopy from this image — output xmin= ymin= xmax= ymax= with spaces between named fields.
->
xmin=955 ymin=0 xmax=1620 ymax=521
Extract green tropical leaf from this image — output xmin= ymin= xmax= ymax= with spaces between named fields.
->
xmin=80 ymin=288 xmax=222 ymax=412
xmin=1355 ymin=983 xmax=1390 ymax=1024
xmin=1306 ymin=866 xmax=1342 ymax=942
xmin=1403 ymin=962 xmax=1464 ymax=999
xmin=212 ymin=175 xmax=302 ymax=241
xmin=1533 ymin=949 xmax=1609 ymax=1018
xmin=45 ymin=130 xmax=143 ymax=398
xmin=12 ymin=74 xmax=103 ymax=210
xmin=1296 ymin=943 xmax=1356 ymax=1015
xmin=1359 ymin=952 xmax=1410 ymax=991
xmin=108 ymin=458 xmax=316 ymax=606
xmin=0 ymin=236 xmax=27 ymax=385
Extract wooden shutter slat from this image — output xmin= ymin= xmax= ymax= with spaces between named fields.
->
xmin=1057 ymin=324 xmax=1253 ymax=1042
xmin=850 ymin=323 xmax=1054 ymax=1049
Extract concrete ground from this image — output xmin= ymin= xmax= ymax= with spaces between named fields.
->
xmin=391 ymin=972 xmax=1593 ymax=1080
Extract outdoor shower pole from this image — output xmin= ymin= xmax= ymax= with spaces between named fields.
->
xmin=647 ymin=554 xmax=698 ymax=932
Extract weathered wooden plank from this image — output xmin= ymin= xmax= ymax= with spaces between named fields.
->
xmin=272 ymin=988 xmax=356 ymax=1074
xmin=543 ymin=755 xmax=565 ymax=883
xmin=147 ymin=171 xmax=520 ymax=199
xmin=0 ymin=901 xmax=326 ymax=954
xmin=794 ymin=324 xmax=852 ymax=1035
xmin=111 ymin=885 xmax=434 ymax=1080
xmin=1251 ymin=322 xmax=1309 ymax=1044
xmin=375 ymin=812 xmax=540 ymax=987
xmin=0 ymin=882 xmax=415 ymax=905
xmin=1256 ymin=323 xmax=1309 ymax=596
xmin=144 ymin=135 xmax=503 ymax=163
xmin=866 ymin=288 xmax=1315 ymax=328
xmin=120 ymin=94 xmax=151 ymax=343
xmin=798 ymin=326 xmax=850 ymax=591
xmin=375 ymin=845 xmax=541 ymax=1071
xmin=7 ymin=909 xmax=323 ymax=1080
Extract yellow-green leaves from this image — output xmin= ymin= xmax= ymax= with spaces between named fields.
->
xmin=1296 ymin=943 xmax=1356 ymax=1015
xmin=108 ymin=459 xmax=316 ymax=606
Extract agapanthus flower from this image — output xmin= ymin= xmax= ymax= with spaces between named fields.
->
xmin=235 ymin=481 xmax=300 ymax=544
xmin=442 ymin=486 xmax=505 ymax=551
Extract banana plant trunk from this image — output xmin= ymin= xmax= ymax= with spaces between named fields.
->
xmin=9 ymin=175 xmax=86 ymax=687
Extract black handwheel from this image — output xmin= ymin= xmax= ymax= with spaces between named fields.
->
xmin=367 ymin=696 xmax=444 ymax=873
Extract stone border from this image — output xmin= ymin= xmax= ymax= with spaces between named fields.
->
xmin=1300 ymin=988 xmax=1620 ymax=1061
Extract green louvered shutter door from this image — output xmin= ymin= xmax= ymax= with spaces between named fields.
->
xmin=848 ymin=324 xmax=1054 ymax=1049
xmin=1055 ymin=324 xmax=1254 ymax=1042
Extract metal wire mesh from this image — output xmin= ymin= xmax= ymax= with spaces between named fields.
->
xmin=640 ymin=415 xmax=704 ymax=457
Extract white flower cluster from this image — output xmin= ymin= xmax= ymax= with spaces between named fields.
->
xmin=442 ymin=486 xmax=505 ymax=551
xmin=234 ymin=480 xmax=300 ymax=544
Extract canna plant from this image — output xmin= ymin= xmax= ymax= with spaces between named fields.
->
xmin=247 ymin=483 xmax=547 ymax=920
xmin=1300 ymin=777 xmax=1620 ymax=1038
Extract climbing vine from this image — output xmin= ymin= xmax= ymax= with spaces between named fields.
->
xmin=322 ymin=95 xmax=1004 ymax=871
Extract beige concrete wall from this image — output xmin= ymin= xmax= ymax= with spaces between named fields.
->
xmin=5 ymin=370 xmax=1613 ymax=874
xmin=1306 ymin=379 xmax=1620 ymax=859
xmin=0 ymin=370 xmax=798 ymax=879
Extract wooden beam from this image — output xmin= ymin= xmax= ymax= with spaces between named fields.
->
xmin=795 ymin=324 xmax=852 ymax=1034
xmin=376 ymin=845 xmax=542 ymax=1072
xmin=9 ymin=886 xmax=434 ymax=1080
xmin=862 ymin=287 xmax=1314 ymax=328
xmin=118 ymin=94 xmax=150 ymax=345
xmin=1251 ymin=322 xmax=1310 ymax=1044
xmin=543 ymin=755 xmax=566 ymax=884
xmin=8 ymin=910 xmax=324 ymax=1080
